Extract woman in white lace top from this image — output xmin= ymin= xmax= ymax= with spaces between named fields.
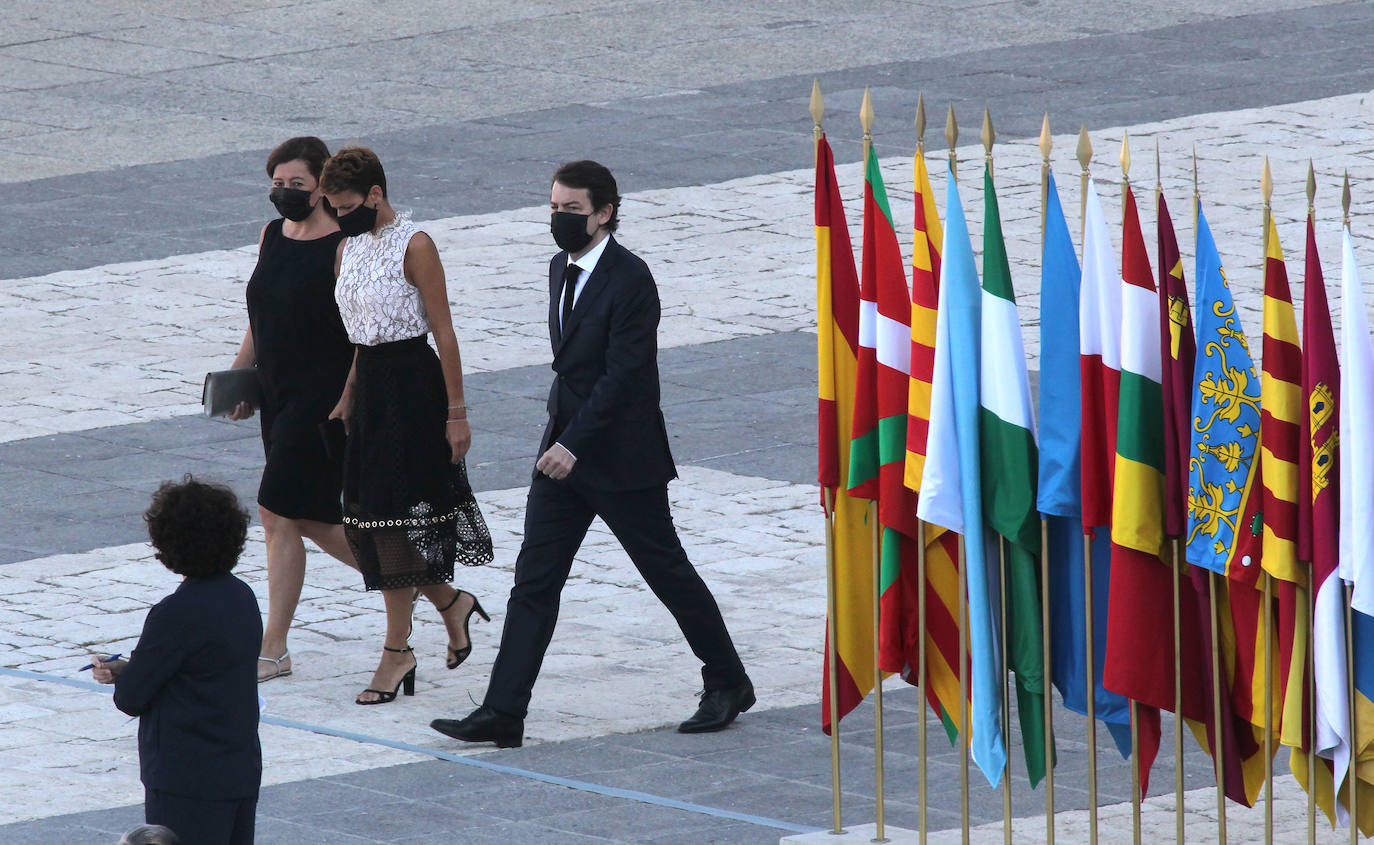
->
xmin=321 ymin=147 xmax=493 ymax=706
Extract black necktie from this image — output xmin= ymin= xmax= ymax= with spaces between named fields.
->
xmin=561 ymin=261 xmax=580 ymax=333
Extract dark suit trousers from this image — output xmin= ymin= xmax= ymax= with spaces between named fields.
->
xmin=484 ymin=474 xmax=747 ymax=718
xmin=146 ymin=789 xmax=255 ymax=845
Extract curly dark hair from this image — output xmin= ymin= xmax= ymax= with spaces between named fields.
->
xmin=144 ymin=476 xmax=249 ymax=578
xmin=552 ymin=160 xmax=620 ymax=232
xmin=320 ymin=145 xmax=387 ymax=199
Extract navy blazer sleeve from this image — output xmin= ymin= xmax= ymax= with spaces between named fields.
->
xmin=113 ymin=600 xmax=186 ymax=717
xmin=556 ymin=265 xmax=660 ymax=458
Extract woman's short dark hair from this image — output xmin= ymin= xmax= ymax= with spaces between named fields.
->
xmin=321 ymin=146 xmax=388 ymax=199
xmin=553 ymin=160 xmax=620 ymax=232
xmin=265 ymin=136 xmax=331 ymax=181
xmin=144 ymin=476 xmax=249 ymax=578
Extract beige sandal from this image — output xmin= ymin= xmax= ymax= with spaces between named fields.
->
xmin=257 ymin=651 xmax=292 ymax=683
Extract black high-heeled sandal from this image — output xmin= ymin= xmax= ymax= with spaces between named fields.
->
xmin=355 ymin=645 xmax=416 ymax=705
xmin=438 ymin=590 xmax=490 ymax=670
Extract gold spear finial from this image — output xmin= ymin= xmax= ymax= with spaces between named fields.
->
xmin=981 ymin=108 xmax=995 ymax=158
xmin=1343 ymin=170 xmax=1352 ymax=228
xmin=810 ymin=79 xmax=824 ymax=140
xmin=1120 ymin=129 xmax=1131 ymax=180
xmin=1307 ymin=160 xmax=1317 ymax=218
xmin=1076 ymin=125 xmax=1092 ymax=174
xmin=860 ymin=86 xmax=874 ymax=158
xmin=1038 ymin=113 xmax=1052 ymax=162
xmin=1261 ymin=157 xmax=1273 ymax=206
xmin=946 ymin=104 xmax=959 ymax=178
xmin=1192 ymin=145 xmax=1199 ymax=199
xmin=915 ymin=93 xmax=927 ymax=152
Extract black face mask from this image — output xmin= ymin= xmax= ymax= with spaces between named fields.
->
xmin=337 ymin=202 xmax=379 ymax=237
xmin=551 ymin=211 xmax=594 ymax=253
xmin=269 ymin=187 xmax=316 ymax=222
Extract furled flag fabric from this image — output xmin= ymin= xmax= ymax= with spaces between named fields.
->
xmin=1102 ymin=182 xmax=1167 ymax=793
xmin=815 ymin=134 xmax=877 ymax=734
xmin=1338 ymin=227 xmax=1374 ymax=834
xmin=979 ymin=162 xmax=1050 ymax=786
xmin=1039 ymin=172 xmax=1132 ymax=758
xmin=1295 ymin=213 xmax=1345 ymax=824
xmin=1257 ymin=216 xmax=1309 ymax=756
xmin=1186 ymin=203 xmax=1262 ymax=578
xmin=1079 ymin=178 xmax=1122 ymax=532
xmin=846 ymin=148 xmax=924 ymax=684
xmin=917 ymin=164 xmax=1006 ymax=787
xmin=902 ymin=149 xmax=965 ymax=739
xmin=1156 ymin=192 xmax=1259 ymax=805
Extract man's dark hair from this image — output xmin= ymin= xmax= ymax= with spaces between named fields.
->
xmin=144 ymin=476 xmax=249 ymax=578
xmin=119 ymin=824 xmax=181 ymax=844
xmin=553 ymin=160 xmax=620 ymax=232
xmin=321 ymin=146 xmax=388 ymax=199
xmin=265 ymin=136 xmax=331 ymax=181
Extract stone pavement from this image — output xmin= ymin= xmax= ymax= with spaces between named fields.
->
xmin=7 ymin=1 xmax=1374 ymax=842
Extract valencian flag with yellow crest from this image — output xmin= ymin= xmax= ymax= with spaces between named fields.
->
xmin=902 ymin=149 xmax=965 ymax=741
xmin=1186 ymin=200 xmax=1269 ymax=805
xmin=846 ymin=146 xmax=924 ymax=688
xmin=814 ymin=134 xmax=876 ymax=734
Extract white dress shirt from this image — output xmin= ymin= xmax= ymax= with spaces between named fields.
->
xmin=559 ymin=233 xmax=610 ymax=332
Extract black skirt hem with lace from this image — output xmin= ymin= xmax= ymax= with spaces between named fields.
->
xmin=342 ymin=335 xmax=492 ymax=591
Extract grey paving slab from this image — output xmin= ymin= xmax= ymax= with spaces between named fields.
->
xmin=7 ymin=2 xmax=1374 ymax=279
xmin=0 ymin=330 xmax=818 ymax=564
xmin=0 ymin=684 xmax=1245 ymax=844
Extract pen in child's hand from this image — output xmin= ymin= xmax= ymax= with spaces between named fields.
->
xmin=80 ymin=654 xmax=122 ymax=671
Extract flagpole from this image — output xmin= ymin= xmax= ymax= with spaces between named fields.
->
xmin=1260 ymin=157 xmax=1276 ymax=845
xmin=915 ymin=92 xmax=931 ymax=845
xmin=1121 ymin=130 xmax=1144 ymax=845
xmin=948 ymin=106 xmax=970 ymax=845
xmin=859 ymin=87 xmax=890 ymax=845
xmin=1304 ymin=160 xmax=1319 ymax=845
xmin=1342 ymin=172 xmax=1356 ymax=845
xmin=1195 ymin=148 xmax=1228 ymax=845
xmin=1077 ymin=124 xmax=1101 ymax=845
xmin=813 ymin=79 xmax=847 ymax=838
xmin=1160 ymin=135 xmax=1186 ymax=845
xmin=1039 ymin=112 xmax=1057 ymax=845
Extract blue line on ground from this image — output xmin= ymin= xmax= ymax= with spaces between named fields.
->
xmin=0 ymin=665 xmax=820 ymax=835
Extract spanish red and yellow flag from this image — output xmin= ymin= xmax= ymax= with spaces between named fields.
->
xmin=816 ymin=134 xmax=876 ymax=733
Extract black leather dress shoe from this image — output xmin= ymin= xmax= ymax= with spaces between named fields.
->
xmin=677 ymin=678 xmax=755 ymax=733
xmin=431 ymin=705 xmax=524 ymax=748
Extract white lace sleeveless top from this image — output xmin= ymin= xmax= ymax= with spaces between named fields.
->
xmin=335 ymin=211 xmax=431 ymax=345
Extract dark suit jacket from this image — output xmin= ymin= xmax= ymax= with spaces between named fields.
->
xmin=541 ymin=235 xmax=677 ymax=491
xmin=114 ymin=571 xmax=263 ymax=800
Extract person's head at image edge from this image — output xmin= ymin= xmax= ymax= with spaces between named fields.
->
xmin=118 ymin=823 xmax=181 ymax=845
xmin=266 ymin=135 xmax=335 ymax=223
xmin=550 ymin=159 xmax=619 ymax=258
xmin=320 ymin=145 xmax=391 ymax=237
xmin=144 ymin=475 xmax=249 ymax=580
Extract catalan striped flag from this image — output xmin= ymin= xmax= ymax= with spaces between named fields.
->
xmin=847 ymin=147 xmax=923 ymax=684
xmin=1039 ymin=170 xmax=1132 ymax=758
xmin=815 ymin=134 xmax=876 ymax=733
xmin=1294 ymin=211 xmax=1344 ymax=824
xmin=1102 ymin=182 xmax=1165 ymax=793
xmin=902 ymin=148 xmax=965 ymax=740
xmin=1258 ymin=216 xmax=1309 ymax=757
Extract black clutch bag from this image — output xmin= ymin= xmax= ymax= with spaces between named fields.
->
xmin=318 ymin=418 xmax=347 ymax=462
xmin=202 ymin=369 xmax=263 ymax=417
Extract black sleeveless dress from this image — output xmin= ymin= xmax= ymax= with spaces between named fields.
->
xmin=245 ymin=219 xmax=352 ymax=523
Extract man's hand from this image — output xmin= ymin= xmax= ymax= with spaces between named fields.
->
xmin=536 ymin=443 xmax=577 ymax=480
xmin=89 ymin=656 xmax=127 ymax=684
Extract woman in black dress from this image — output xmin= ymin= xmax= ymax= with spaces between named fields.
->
xmin=227 ymin=137 xmax=358 ymax=682
xmin=322 ymin=146 xmax=493 ymax=705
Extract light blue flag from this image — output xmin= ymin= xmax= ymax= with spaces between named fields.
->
xmin=1186 ymin=202 xmax=1261 ymax=574
xmin=1036 ymin=171 xmax=1132 ymax=757
xmin=942 ymin=166 xmax=1007 ymax=787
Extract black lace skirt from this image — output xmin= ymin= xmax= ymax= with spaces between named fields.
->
xmin=343 ymin=336 xmax=492 ymax=591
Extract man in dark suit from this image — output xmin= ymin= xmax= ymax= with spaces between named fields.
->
xmin=91 ymin=478 xmax=262 ymax=845
xmin=432 ymin=160 xmax=752 ymax=748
